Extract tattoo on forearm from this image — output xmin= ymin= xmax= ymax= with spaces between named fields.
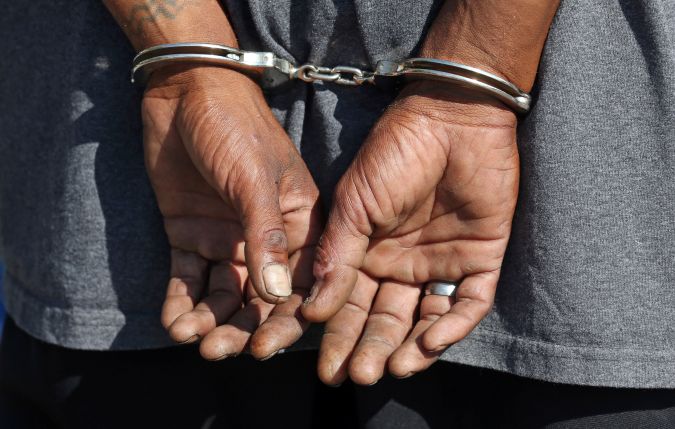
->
xmin=126 ymin=0 xmax=200 ymax=36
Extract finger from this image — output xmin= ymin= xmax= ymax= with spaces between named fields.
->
xmin=278 ymin=164 xmax=323 ymax=255
xmin=160 ymin=249 xmax=208 ymax=333
xmin=348 ymin=281 xmax=421 ymax=386
xmin=422 ymin=271 xmax=499 ymax=352
xmin=248 ymin=293 xmax=305 ymax=360
xmin=317 ymin=272 xmax=379 ymax=386
xmin=388 ymin=294 xmax=455 ymax=378
xmin=249 ymin=247 xmax=315 ymax=360
xmin=238 ymin=181 xmax=293 ymax=304
xmin=167 ymin=262 xmax=247 ymax=343
xmin=302 ymin=176 xmax=371 ymax=322
xmin=164 ymin=217 xmax=245 ymax=262
xmin=199 ymin=281 xmax=274 ymax=360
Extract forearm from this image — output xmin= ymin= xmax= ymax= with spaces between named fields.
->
xmin=103 ymin=0 xmax=237 ymax=52
xmin=421 ymin=0 xmax=560 ymax=92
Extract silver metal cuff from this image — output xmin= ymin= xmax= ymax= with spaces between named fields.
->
xmin=375 ymin=59 xmax=531 ymax=113
xmin=131 ymin=42 xmax=531 ymax=114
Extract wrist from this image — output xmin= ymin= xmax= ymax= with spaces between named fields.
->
xmin=393 ymin=80 xmax=517 ymax=129
xmin=420 ymin=0 xmax=560 ymax=92
xmin=104 ymin=0 xmax=238 ymax=52
xmin=135 ymin=29 xmax=238 ymax=53
xmin=145 ymin=63 xmax=261 ymax=100
xmin=418 ymin=41 xmax=526 ymax=93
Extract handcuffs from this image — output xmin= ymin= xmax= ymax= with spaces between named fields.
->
xmin=131 ymin=42 xmax=531 ymax=114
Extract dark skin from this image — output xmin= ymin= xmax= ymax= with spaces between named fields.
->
xmin=302 ymin=0 xmax=561 ymax=385
xmin=143 ymin=66 xmax=322 ymax=359
xmin=105 ymin=0 xmax=560 ymax=375
xmin=303 ymin=84 xmax=519 ymax=385
xmin=105 ymin=0 xmax=322 ymax=360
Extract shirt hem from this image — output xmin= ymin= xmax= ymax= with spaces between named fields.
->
xmin=6 ymin=272 xmax=675 ymax=387
xmin=3 ymin=272 xmax=175 ymax=351
xmin=440 ymin=327 xmax=675 ymax=389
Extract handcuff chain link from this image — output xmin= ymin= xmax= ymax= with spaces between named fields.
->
xmin=294 ymin=64 xmax=374 ymax=86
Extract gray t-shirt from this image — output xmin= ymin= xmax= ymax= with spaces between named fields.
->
xmin=0 ymin=0 xmax=673 ymax=388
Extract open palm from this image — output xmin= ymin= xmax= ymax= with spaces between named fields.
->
xmin=303 ymin=83 xmax=519 ymax=385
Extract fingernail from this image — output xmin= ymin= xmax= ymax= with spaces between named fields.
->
xmin=427 ymin=344 xmax=448 ymax=353
xmin=257 ymin=350 xmax=279 ymax=361
xmin=258 ymin=352 xmax=277 ymax=362
xmin=303 ymin=282 xmax=321 ymax=306
xmin=392 ymin=372 xmax=415 ymax=379
xmin=207 ymin=352 xmax=237 ymax=362
xmin=180 ymin=334 xmax=200 ymax=345
xmin=262 ymin=264 xmax=292 ymax=297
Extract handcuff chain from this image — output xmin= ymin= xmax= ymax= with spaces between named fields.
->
xmin=294 ymin=64 xmax=374 ymax=86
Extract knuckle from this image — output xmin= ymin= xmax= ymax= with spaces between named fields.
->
xmin=280 ymin=166 xmax=319 ymax=200
xmin=340 ymin=182 xmax=381 ymax=239
xmin=313 ymin=241 xmax=337 ymax=280
xmin=261 ymin=228 xmax=288 ymax=253
xmin=370 ymin=311 xmax=412 ymax=330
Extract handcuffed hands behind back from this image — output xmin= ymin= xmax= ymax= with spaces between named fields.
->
xmin=142 ymin=65 xmax=519 ymax=380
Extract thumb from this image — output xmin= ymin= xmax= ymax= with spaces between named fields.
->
xmin=302 ymin=177 xmax=371 ymax=322
xmin=239 ymin=183 xmax=292 ymax=304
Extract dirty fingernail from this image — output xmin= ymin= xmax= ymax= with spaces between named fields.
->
xmin=180 ymin=334 xmax=200 ymax=345
xmin=207 ymin=352 xmax=237 ymax=362
xmin=427 ymin=344 xmax=448 ymax=353
xmin=392 ymin=371 xmax=415 ymax=379
xmin=303 ymin=282 xmax=321 ymax=306
xmin=257 ymin=350 xmax=280 ymax=361
xmin=263 ymin=264 xmax=292 ymax=297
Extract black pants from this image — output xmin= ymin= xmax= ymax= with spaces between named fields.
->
xmin=1 ymin=318 xmax=674 ymax=429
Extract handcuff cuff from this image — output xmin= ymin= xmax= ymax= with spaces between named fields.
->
xmin=131 ymin=42 xmax=532 ymax=114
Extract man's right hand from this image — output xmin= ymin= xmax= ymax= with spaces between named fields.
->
xmin=142 ymin=65 xmax=322 ymax=361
